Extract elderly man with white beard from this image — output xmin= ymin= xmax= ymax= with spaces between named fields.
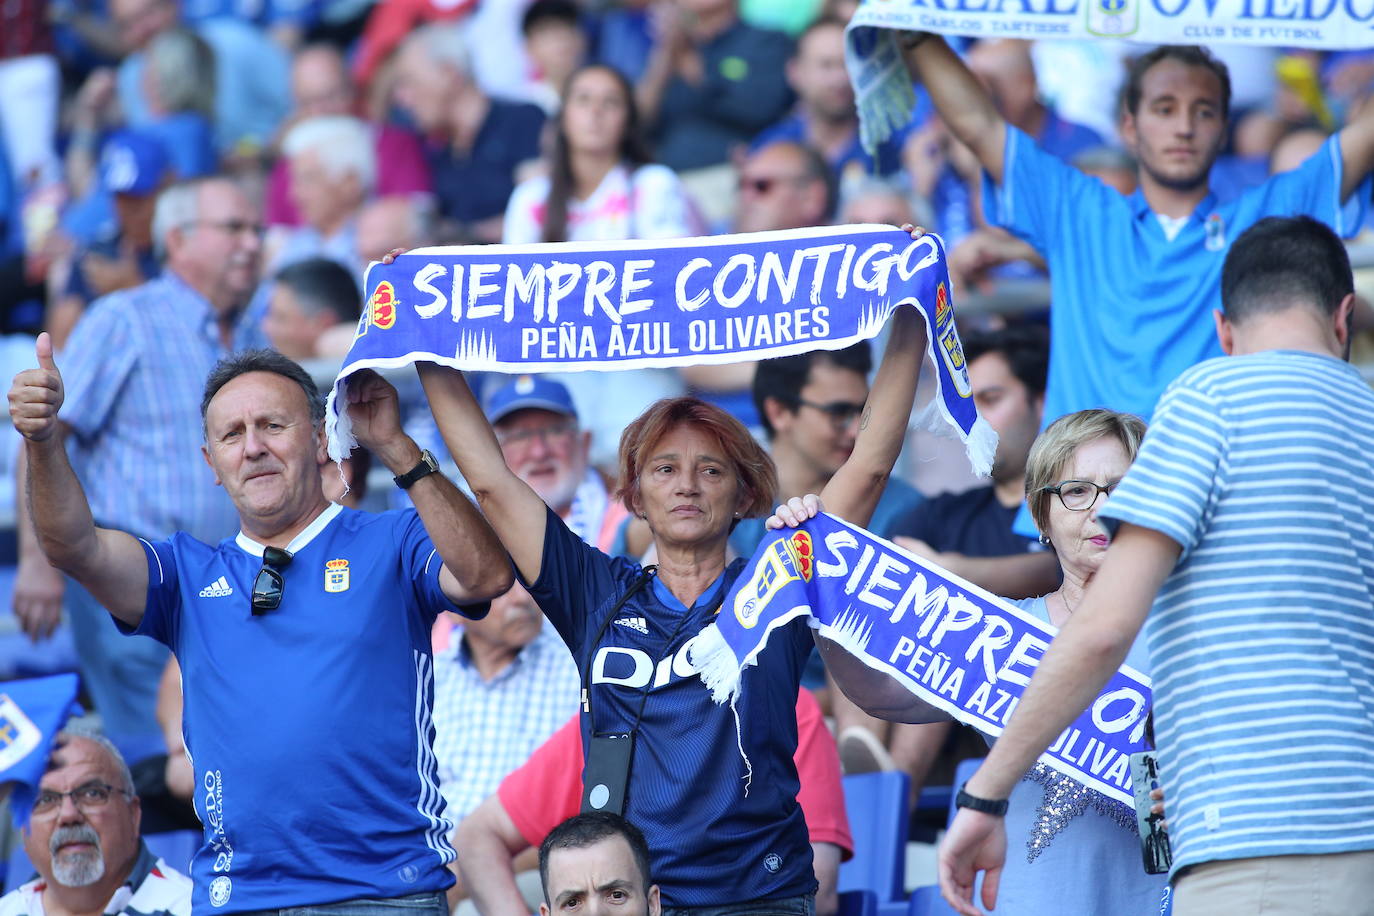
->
xmin=3 ymin=733 xmax=192 ymax=916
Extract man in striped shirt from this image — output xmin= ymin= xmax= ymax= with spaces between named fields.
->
xmin=938 ymin=215 xmax=1374 ymax=916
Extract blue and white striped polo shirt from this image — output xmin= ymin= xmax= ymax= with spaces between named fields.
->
xmin=1102 ymin=350 xmax=1374 ymax=874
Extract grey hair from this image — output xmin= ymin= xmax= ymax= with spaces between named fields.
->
xmin=282 ymin=116 xmax=377 ymax=194
xmin=152 ymin=178 xmax=206 ymax=258
xmin=405 ymin=22 xmax=472 ymax=77
xmin=201 ymin=349 xmax=326 ymax=436
xmin=146 ymin=27 xmax=216 ymax=118
xmin=56 ymin=727 xmax=137 ymax=795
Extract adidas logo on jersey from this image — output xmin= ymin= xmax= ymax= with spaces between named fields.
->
xmin=199 ymin=576 xmax=233 ymax=598
xmin=613 ymin=616 xmax=648 ymax=635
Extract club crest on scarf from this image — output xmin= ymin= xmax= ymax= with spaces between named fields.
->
xmin=734 ymin=530 xmax=813 ymax=629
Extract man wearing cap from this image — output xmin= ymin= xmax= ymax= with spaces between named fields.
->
xmin=47 ymin=129 xmax=169 ymax=349
xmin=12 ymin=175 xmax=269 ymax=770
xmin=484 ymin=375 xmax=627 ymax=553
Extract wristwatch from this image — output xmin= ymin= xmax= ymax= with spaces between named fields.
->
xmin=955 ymin=782 xmax=1009 ymax=817
xmin=393 ymin=449 xmax=441 ymax=490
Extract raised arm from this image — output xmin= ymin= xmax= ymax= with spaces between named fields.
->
xmin=899 ymin=35 xmax=1007 ymax=185
xmin=1339 ymin=93 xmax=1374 ymax=200
xmin=818 ymin=288 xmax=926 ymax=525
xmin=807 ymin=234 xmax=947 ymax=724
xmin=414 ymin=364 xmax=551 ymax=583
xmin=344 ymin=370 xmax=512 ymax=603
xmin=9 ymin=333 xmax=147 ymax=625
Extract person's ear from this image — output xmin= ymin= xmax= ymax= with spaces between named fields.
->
xmin=648 ymin=884 xmax=662 ymax=916
xmin=315 ymin=425 xmax=329 ymax=466
xmin=762 ymin=396 xmax=793 ymax=434
xmin=538 ymin=903 xmax=550 ymax=916
xmin=1119 ymin=108 xmax=1138 ymax=151
xmin=577 ymin=428 xmax=592 ymax=462
xmin=1213 ymin=308 xmax=1235 ymax=356
xmin=1334 ymin=292 xmax=1355 ymax=351
xmin=201 ymin=444 xmax=222 ymax=485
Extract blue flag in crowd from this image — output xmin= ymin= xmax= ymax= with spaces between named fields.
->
xmin=0 ymin=672 xmax=82 ymax=828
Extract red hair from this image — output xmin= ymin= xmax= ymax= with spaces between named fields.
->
xmin=615 ymin=397 xmax=778 ymax=519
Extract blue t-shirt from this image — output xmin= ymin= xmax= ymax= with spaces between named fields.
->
xmin=1101 ymin=351 xmax=1374 ymax=874
xmin=984 ymin=128 xmax=1369 ymax=429
xmin=525 ymin=507 xmax=815 ymax=907
xmin=128 ymin=503 xmax=480 ymax=913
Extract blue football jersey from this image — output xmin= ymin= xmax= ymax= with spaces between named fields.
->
xmin=129 ymin=504 xmax=482 ymax=913
xmin=526 ymin=508 xmax=815 ymax=907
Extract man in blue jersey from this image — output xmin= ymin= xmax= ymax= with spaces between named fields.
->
xmin=897 ymin=37 xmax=1374 ymax=428
xmin=936 ymin=217 xmax=1374 ymax=916
xmin=9 ymin=340 xmax=513 ymax=914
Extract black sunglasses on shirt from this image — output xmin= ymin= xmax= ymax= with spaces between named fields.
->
xmin=251 ymin=546 xmax=294 ymax=615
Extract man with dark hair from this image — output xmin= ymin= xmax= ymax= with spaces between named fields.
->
xmin=734 ymin=140 xmax=837 ymax=235
xmin=538 ymin=813 xmax=659 ymax=916
xmin=754 ymin=18 xmax=912 ymax=180
xmin=839 ymin=326 xmax=1058 ymax=779
xmin=265 ymin=257 xmax=362 ymax=361
xmin=894 ymin=325 xmax=1057 ymax=597
xmin=10 ymin=338 xmax=513 ymax=912
xmin=739 ymin=342 xmax=922 ymax=556
xmin=938 ymin=215 xmax=1374 ymax=916
xmin=897 ymin=36 xmax=1374 ymax=482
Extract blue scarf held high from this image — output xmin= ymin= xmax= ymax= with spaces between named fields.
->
xmin=325 ymin=226 xmax=996 ymax=476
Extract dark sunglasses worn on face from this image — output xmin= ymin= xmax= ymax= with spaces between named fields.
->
xmin=251 ymin=546 xmax=294 ymax=615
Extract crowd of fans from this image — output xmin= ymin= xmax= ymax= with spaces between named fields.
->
xmin=4 ymin=0 xmax=1374 ymax=913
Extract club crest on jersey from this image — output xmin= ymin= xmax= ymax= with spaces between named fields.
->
xmin=733 ymin=531 xmax=813 ymax=629
xmin=324 ymin=558 xmax=350 ymax=593
xmin=0 ymin=695 xmax=41 ymax=770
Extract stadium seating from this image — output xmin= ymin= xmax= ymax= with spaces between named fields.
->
xmin=839 ymin=771 xmax=910 ymax=916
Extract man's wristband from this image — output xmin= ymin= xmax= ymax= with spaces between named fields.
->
xmin=955 ymin=782 xmax=1009 ymax=817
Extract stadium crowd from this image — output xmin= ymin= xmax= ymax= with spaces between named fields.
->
xmin=2 ymin=0 xmax=1374 ymax=913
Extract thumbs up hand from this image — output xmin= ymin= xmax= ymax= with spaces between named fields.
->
xmin=9 ymin=332 xmax=66 ymax=443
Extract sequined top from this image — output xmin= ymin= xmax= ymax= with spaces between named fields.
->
xmin=976 ymin=596 xmax=1168 ymax=915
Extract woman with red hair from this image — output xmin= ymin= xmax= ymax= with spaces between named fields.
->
xmin=415 ymin=230 xmax=927 ymax=914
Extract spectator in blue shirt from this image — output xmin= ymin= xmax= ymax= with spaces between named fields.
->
xmin=753 ymin=18 xmax=914 ymax=182
xmin=392 ymin=22 xmax=546 ymax=244
xmin=899 ymin=36 xmax=1374 ymax=447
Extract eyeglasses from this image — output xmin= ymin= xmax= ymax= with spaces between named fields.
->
xmin=495 ymin=421 xmax=578 ymax=450
xmin=33 ymin=782 xmax=131 ymax=817
xmin=180 ymin=219 xmax=266 ymax=239
xmin=798 ymin=398 xmax=866 ymax=429
xmin=1042 ymin=479 xmax=1117 ymax=512
xmin=739 ymin=175 xmax=809 ymax=195
xmin=251 ymin=546 xmax=294 ymax=615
